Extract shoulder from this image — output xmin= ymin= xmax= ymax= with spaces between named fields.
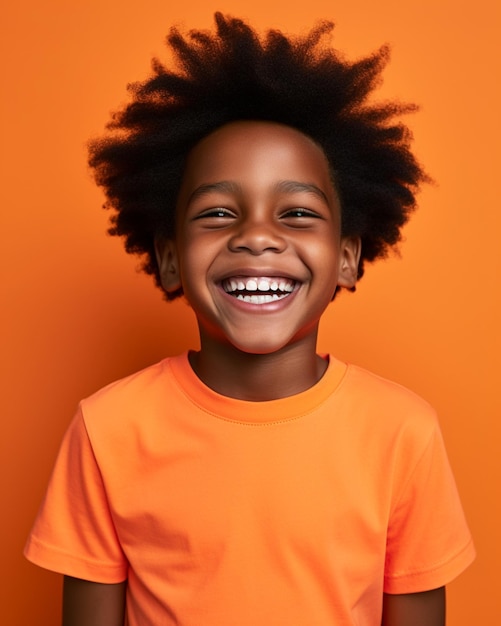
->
xmin=341 ymin=362 xmax=435 ymax=413
xmin=83 ymin=358 xmax=168 ymax=407
xmin=78 ymin=353 xmax=186 ymax=434
xmin=336 ymin=360 xmax=439 ymax=439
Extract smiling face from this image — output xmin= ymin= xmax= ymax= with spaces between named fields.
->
xmin=157 ymin=121 xmax=360 ymax=358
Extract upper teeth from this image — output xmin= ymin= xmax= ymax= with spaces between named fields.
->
xmin=223 ymin=278 xmax=295 ymax=293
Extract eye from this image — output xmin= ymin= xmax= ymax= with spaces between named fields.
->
xmin=193 ymin=207 xmax=235 ymax=219
xmin=282 ymin=208 xmax=320 ymax=218
xmin=191 ymin=206 xmax=237 ymax=228
xmin=280 ymin=207 xmax=323 ymax=226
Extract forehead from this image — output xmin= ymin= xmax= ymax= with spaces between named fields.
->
xmin=179 ymin=121 xmax=336 ymax=198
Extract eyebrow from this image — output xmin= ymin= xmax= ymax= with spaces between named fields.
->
xmin=187 ymin=181 xmax=242 ymax=204
xmin=186 ymin=179 xmax=330 ymax=205
xmin=274 ymin=180 xmax=330 ymax=205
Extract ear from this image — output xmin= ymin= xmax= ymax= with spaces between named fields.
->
xmin=337 ymin=236 xmax=362 ymax=289
xmin=154 ymin=237 xmax=182 ymax=293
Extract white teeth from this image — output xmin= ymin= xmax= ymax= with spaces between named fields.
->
xmin=237 ymin=294 xmax=284 ymax=304
xmin=278 ymin=281 xmax=293 ymax=292
xmin=223 ymin=277 xmax=295 ymax=295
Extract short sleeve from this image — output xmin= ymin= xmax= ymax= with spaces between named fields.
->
xmin=384 ymin=421 xmax=475 ymax=593
xmin=24 ymin=406 xmax=128 ymax=583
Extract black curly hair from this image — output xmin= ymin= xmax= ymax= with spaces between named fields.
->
xmin=88 ymin=12 xmax=428 ymax=300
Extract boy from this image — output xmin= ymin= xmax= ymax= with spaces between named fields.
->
xmin=25 ymin=13 xmax=475 ymax=626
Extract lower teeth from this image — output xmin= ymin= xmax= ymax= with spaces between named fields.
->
xmin=236 ymin=293 xmax=286 ymax=304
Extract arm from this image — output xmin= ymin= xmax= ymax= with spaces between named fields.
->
xmin=62 ymin=576 xmax=127 ymax=626
xmin=381 ymin=587 xmax=445 ymax=626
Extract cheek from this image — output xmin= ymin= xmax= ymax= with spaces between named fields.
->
xmin=308 ymin=247 xmax=341 ymax=297
xmin=300 ymin=232 xmax=339 ymax=268
xmin=177 ymin=236 xmax=216 ymax=291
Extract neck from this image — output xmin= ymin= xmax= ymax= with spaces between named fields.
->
xmin=189 ymin=337 xmax=327 ymax=401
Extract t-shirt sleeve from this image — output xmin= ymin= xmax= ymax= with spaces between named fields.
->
xmin=24 ymin=406 xmax=128 ymax=583
xmin=384 ymin=418 xmax=475 ymax=594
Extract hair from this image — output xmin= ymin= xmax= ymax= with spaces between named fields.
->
xmin=88 ymin=12 xmax=428 ymax=300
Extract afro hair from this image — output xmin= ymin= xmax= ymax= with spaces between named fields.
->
xmin=88 ymin=12 xmax=428 ymax=299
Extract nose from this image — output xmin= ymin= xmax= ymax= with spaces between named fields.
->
xmin=227 ymin=217 xmax=287 ymax=255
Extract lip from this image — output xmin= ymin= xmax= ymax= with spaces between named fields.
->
xmin=217 ymin=267 xmax=302 ymax=282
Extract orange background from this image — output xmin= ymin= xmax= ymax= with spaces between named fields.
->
xmin=1 ymin=0 xmax=499 ymax=623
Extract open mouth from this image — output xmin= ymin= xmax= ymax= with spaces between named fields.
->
xmin=222 ymin=277 xmax=297 ymax=304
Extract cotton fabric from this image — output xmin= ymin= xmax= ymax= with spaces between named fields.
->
xmin=25 ymin=353 xmax=475 ymax=625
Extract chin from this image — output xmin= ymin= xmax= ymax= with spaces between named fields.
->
xmin=229 ymin=335 xmax=298 ymax=357
xmin=232 ymin=344 xmax=284 ymax=356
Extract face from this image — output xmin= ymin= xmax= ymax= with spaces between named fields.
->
xmin=157 ymin=121 xmax=360 ymax=356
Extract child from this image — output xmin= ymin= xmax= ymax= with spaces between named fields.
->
xmin=25 ymin=13 xmax=475 ymax=626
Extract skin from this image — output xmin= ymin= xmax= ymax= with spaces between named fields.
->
xmin=62 ymin=577 xmax=126 ymax=626
xmin=63 ymin=121 xmax=446 ymax=625
xmin=382 ymin=587 xmax=446 ymax=626
xmin=62 ymin=577 xmax=445 ymax=626
xmin=157 ymin=121 xmax=360 ymax=400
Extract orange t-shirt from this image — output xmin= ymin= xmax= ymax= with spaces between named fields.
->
xmin=25 ymin=353 xmax=475 ymax=625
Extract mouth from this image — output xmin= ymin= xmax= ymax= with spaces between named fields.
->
xmin=221 ymin=276 xmax=297 ymax=304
